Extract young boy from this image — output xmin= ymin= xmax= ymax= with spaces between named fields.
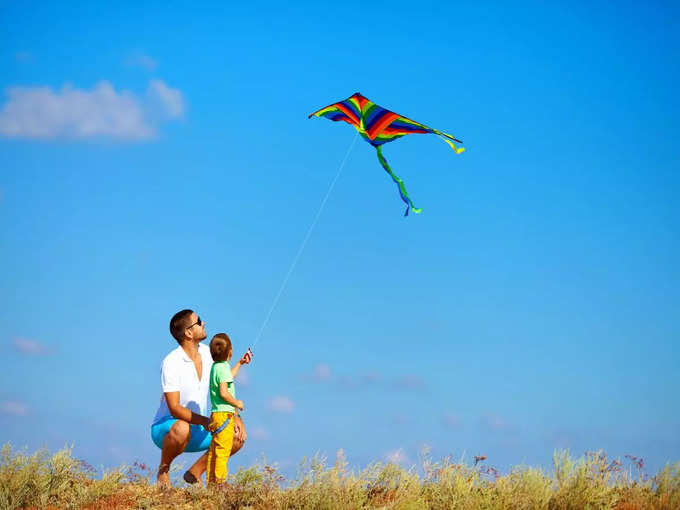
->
xmin=206 ymin=333 xmax=252 ymax=485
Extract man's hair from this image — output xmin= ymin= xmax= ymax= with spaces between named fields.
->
xmin=170 ymin=309 xmax=194 ymax=344
xmin=210 ymin=333 xmax=232 ymax=362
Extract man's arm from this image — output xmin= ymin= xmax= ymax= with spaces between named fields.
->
xmin=164 ymin=391 xmax=209 ymax=429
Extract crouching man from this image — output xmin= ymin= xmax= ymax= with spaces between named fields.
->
xmin=150 ymin=309 xmax=247 ymax=486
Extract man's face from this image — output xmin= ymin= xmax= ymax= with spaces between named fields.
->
xmin=185 ymin=312 xmax=207 ymax=342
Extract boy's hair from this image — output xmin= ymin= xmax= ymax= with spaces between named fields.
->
xmin=170 ymin=309 xmax=194 ymax=344
xmin=210 ymin=333 xmax=232 ymax=362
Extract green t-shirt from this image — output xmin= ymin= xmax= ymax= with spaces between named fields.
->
xmin=209 ymin=361 xmax=236 ymax=413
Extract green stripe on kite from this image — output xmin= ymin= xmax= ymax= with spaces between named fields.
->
xmin=309 ymin=92 xmax=464 ymax=216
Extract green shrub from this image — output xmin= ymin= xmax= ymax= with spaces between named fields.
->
xmin=1 ymin=442 xmax=679 ymax=509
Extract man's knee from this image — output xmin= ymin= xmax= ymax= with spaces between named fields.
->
xmin=166 ymin=420 xmax=191 ymax=446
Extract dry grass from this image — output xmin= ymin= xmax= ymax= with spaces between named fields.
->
xmin=1 ymin=443 xmax=679 ymax=509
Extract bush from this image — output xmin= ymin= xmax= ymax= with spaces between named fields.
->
xmin=1 ymin=442 xmax=678 ymax=509
xmin=0 ymin=443 xmax=124 ymax=509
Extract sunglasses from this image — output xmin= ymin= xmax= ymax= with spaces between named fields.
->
xmin=186 ymin=316 xmax=203 ymax=330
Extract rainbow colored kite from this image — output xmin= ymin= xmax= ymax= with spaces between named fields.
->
xmin=309 ymin=92 xmax=464 ymax=215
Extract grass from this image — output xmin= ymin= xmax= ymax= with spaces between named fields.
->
xmin=1 ymin=443 xmax=679 ymax=509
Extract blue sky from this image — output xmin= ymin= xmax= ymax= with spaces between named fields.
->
xmin=1 ymin=0 xmax=679 ymax=480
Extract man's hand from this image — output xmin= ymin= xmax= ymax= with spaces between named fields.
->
xmin=199 ymin=415 xmax=210 ymax=431
xmin=234 ymin=415 xmax=247 ymax=443
xmin=165 ymin=392 xmax=210 ymax=430
xmin=235 ymin=399 xmax=244 ymax=411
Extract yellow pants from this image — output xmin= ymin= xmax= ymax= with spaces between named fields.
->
xmin=206 ymin=412 xmax=234 ymax=484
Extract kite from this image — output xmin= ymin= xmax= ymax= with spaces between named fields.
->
xmin=309 ymin=92 xmax=464 ymax=215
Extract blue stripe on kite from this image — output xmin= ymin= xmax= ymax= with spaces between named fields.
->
xmin=367 ymin=135 xmax=405 ymax=147
xmin=321 ymin=112 xmax=352 ymax=123
xmin=340 ymin=100 xmax=361 ymax=120
xmin=388 ymin=120 xmax=434 ymax=133
xmin=364 ymin=105 xmax=390 ymax=128
xmin=368 ymin=109 xmax=403 ymax=132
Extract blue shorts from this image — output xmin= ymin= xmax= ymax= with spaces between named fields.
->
xmin=151 ymin=417 xmax=212 ymax=453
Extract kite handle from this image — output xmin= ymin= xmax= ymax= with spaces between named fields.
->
xmin=240 ymin=348 xmax=253 ymax=365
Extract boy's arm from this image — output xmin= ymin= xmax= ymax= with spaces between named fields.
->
xmin=231 ymin=350 xmax=253 ymax=378
xmin=231 ymin=361 xmax=242 ymax=378
xmin=219 ymin=382 xmax=244 ymax=410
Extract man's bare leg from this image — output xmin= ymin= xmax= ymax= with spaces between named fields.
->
xmin=183 ymin=452 xmax=208 ymax=484
xmin=157 ymin=420 xmax=190 ymax=486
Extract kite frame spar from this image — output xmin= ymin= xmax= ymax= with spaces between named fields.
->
xmin=309 ymin=92 xmax=464 ymax=215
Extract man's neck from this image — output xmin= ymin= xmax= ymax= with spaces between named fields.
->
xmin=180 ymin=340 xmax=199 ymax=358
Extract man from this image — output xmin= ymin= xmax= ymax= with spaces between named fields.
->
xmin=150 ymin=309 xmax=248 ymax=486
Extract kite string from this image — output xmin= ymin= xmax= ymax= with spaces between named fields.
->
xmin=251 ymin=131 xmax=359 ymax=350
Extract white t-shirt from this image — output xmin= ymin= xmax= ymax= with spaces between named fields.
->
xmin=152 ymin=343 xmax=213 ymax=425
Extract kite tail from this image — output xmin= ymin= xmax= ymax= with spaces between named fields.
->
xmin=425 ymin=126 xmax=465 ymax=154
xmin=376 ymin=146 xmax=422 ymax=216
xmin=439 ymin=135 xmax=466 ymax=154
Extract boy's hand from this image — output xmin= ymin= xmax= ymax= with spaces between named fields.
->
xmin=235 ymin=400 xmax=244 ymax=411
xmin=239 ymin=348 xmax=253 ymax=365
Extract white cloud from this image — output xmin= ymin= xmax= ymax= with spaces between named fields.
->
xmin=126 ymin=54 xmax=157 ymax=72
xmin=301 ymin=363 xmax=333 ymax=384
xmin=268 ymin=395 xmax=294 ymax=413
xmin=235 ymin=367 xmax=250 ymax=387
xmin=12 ymin=337 xmax=52 ymax=356
xmin=396 ymin=375 xmax=426 ymax=389
xmin=313 ymin=363 xmax=332 ymax=382
xmin=302 ymin=366 xmax=384 ymax=388
xmin=547 ymin=429 xmax=575 ymax=449
xmin=481 ymin=412 xmax=513 ymax=432
xmin=250 ymin=425 xmax=270 ymax=440
xmin=0 ymin=80 xmax=184 ymax=140
xmin=147 ymin=79 xmax=184 ymax=118
xmin=339 ymin=371 xmax=383 ymax=388
xmin=390 ymin=414 xmax=410 ymax=425
xmin=360 ymin=372 xmax=382 ymax=384
xmin=442 ymin=413 xmax=461 ymax=428
xmin=107 ymin=445 xmax=133 ymax=463
xmin=385 ymin=448 xmax=408 ymax=465
xmin=1 ymin=400 xmax=28 ymax=416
